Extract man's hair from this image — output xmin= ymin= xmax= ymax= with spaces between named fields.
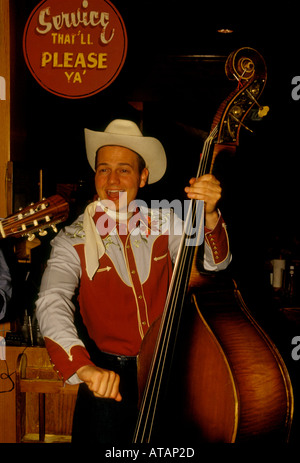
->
xmin=136 ymin=152 xmax=146 ymax=174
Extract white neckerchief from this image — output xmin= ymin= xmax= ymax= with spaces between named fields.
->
xmin=83 ymin=200 xmax=105 ymax=280
xmin=82 ymin=200 xmax=135 ymax=280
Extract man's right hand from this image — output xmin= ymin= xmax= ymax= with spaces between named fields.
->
xmin=77 ymin=364 xmax=122 ymax=401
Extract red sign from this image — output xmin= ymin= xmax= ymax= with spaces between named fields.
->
xmin=23 ymin=0 xmax=127 ymax=99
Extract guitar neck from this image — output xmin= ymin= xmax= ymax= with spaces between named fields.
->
xmin=0 ymin=195 xmax=69 ymax=240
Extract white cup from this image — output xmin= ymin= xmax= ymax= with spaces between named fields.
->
xmin=271 ymin=259 xmax=286 ymax=288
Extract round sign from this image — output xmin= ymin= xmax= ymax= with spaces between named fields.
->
xmin=23 ymin=0 xmax=127 ymax=99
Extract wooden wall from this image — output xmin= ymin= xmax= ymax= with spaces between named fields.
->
xmin=0 ymin=0 xmax=10 ymax=218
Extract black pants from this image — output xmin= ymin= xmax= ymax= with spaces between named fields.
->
xmin=72 ymin=351 xmax=139 ymax=444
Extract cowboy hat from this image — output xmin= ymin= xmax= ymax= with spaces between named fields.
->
xmin=84 ymin=119 xmax=167 ymax=184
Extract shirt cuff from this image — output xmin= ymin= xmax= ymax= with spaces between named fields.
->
xmin=204 ymin=214 xmax=229 ymax=265
xmin=44 ymin=337 xmax=95 ymax=382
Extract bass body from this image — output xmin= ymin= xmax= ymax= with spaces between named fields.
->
xmin=137 ymin=275 xmax=294 ymax=443
xmin=133 ymin=47 xmax=293 ymax=443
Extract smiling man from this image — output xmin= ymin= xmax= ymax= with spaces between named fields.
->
xmin=94 ymin=145 xmax=148 ymax=213
xmin=36 ymin=119 xmax=231 ymax=443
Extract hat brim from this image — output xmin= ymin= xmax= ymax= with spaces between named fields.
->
xmin=84 ymin=128 xmax=167 ymax=184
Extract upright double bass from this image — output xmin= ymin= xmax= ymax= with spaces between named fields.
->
xmin=133 ymin=48 xmax=294 ymax=443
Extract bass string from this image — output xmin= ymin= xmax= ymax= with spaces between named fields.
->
xmin=196 ymin=124 xmax=218 ymax=178
xmin=137 ymin=205 xmax=204 ymax=439
xmin=134 ymin=128 xmax=217 ymax=440
xmin=134 ymin=126 xmax=218 ymax=441
xmin=156 ymin=128 xmax=216 ymax=357
xmin=134 ymin=194 xmax=199 ymax=439
xmin=134 ymin=226 xmax=194 ymax=440
xmin=134 ymin=252 xmax=190 ymax=442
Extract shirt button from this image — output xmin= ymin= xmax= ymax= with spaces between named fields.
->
xmin=142 ymin=321 xmax=146 ymax=325
xmin=138 ymin=295 xmax=143 ymax=299
xmin=131 ymin=269 xmax=136 ymax=274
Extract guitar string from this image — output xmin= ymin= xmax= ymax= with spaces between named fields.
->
xmin=0 ymin=206 xmax=47 ymax=227
xmin=0 ymin=198 xmax=67 ymax=236
xmin=0 ymin=197 xmax=61 ymax=227
xmin=134 ymin=125 xmax=218 ymax=441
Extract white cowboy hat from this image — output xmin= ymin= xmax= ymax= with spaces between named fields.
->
xmin=84 ymin=119 xmax=167 ymax=184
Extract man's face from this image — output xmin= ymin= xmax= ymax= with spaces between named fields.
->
xmin=95 ymin=145 xmax=148 ymax=212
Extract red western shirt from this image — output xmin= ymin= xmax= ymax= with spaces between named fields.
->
xmin=36 ymin=202 xmax=231 ymax=383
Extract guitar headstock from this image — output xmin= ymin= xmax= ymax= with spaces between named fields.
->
xmin=0 ymin=195 xmax=69 ymax=241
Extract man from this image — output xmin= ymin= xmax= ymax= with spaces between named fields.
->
xmin=36 ymin=119 xmax=231 ymax=443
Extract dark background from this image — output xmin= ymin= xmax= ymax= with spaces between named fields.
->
xmin=10 ymin=1 xmax=299 ymax=306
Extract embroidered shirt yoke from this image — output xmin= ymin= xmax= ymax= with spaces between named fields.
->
xmin=36 ymin=201 xmax=231 ymax=383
